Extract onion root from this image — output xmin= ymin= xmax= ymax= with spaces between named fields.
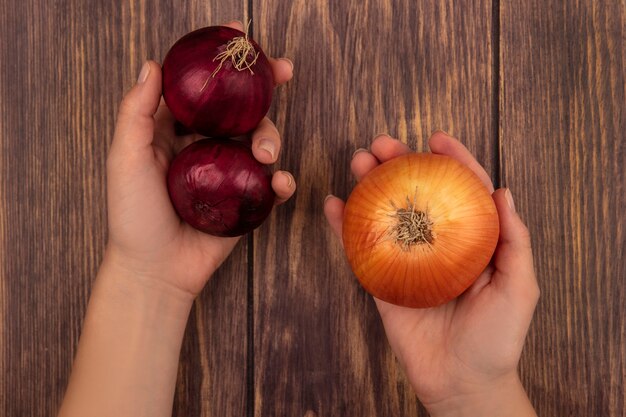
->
xmin=389 ymin=195 xmax=435 ymax=250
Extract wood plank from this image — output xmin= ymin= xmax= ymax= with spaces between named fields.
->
xmin=0 ymin=1 xmax=249 ymax=416
xmin=0 ymin=2 xmax=113 ymax=415
xmin=253 ymin=1 xmax=495 ymax=415
xmin=500 ymin=1 xmax=625 ymax=416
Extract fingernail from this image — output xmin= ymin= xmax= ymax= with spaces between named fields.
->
xmin=137 ymin=62 xmax=150 ymax=84
xmin=433 ymin=129 xmax=452 ymax=137
xmin=373 ymin=132 xmax=391 ymax=140
xmin=258 ymin=139 xmax=276 ymax=160
xmin=505 ymin=188 xmax=516 ymax=212
xmin=324 ymin=194 xmax=335 ymax=204
xmin=281 ymin=171 xmax=294 ymax=188
xmin=352 ymin=148 xmax=369 ymax=158
xmin=280 ymin=57 xmax=294 ymax=71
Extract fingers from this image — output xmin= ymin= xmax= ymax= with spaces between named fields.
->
xmin=111 ymin=61 xmax=162 ymax=155
xmin=271 ymin=171 xmax=296 ymax=205
xmin=244 ymin=100 xmax=294 ymax=204
xmin=351 ymin=149 xmax=379 ymax=181
xmin=251 ymin=117 xmax=281 ymax=164
xmin=490 ymin=188 xmax=540 ymax=303
xmin=428 ymin=131 xmax=495 ymax=193
xmin=268 ymin=57 xmax=294 ymax=85
xmin=370 ymin=134 xmax=412 ymax=161
xmin=325 ymin=135 xmax=406 ymax=243
xmin=351 ymin=134 xmax=412 ymax=181
xmin=223 ymin=20 xmax=245 ymax=32
xmin=323 ymin=195 xmax=345 ymax=239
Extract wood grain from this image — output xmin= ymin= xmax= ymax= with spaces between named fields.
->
xmin=252 ymin=1 xmax=494 ymax=415
xmin=500 ymin=1 xmax=625 ymax=416
xmin=2 ymin=0 xmax=624 ymax=416
xmin=1 ymin=1 xmax=113 ymax=415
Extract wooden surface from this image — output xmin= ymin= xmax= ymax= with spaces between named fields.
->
xmin=0 ymin=1 xmax=623 ymax=416
xmin=501 ymin=1 xmax=625 ymax=415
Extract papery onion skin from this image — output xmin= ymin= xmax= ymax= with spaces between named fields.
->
xmin=342 ymin=153 xmax=499 ymax=308
xmin=167 ymin=138 xmax=275 ymax=237
xmin=162 ymin=26 xmax=274 ymax=137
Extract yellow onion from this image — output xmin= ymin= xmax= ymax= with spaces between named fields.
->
xmin=342 ymin=153 xmax=499 ymax=308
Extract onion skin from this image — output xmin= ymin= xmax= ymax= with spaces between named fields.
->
xmin=162 ymin=26 xmax=274 ymax=137
xmin=167 ymin=138 xmax=275 ymax=237
xmin=342 ymin=153 xmax=499 ymax=308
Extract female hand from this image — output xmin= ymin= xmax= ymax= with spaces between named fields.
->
xmin=105 ymin=21 xmax=296 ymax=299
xmin=324 ymin=132 xmax=539 ymax=416
xmin=59 ymin=22 xmax=295 ymax=417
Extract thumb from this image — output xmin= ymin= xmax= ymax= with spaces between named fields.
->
xmin=323 ymin=195 xmax=345 ymax=240
xmin=490 ymin=188 xmax=540 ymax=303
xmin=111 ymin=60 xmax=162 ymax=155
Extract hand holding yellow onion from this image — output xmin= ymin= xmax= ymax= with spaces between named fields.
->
xmin=342 ymin=153 xmax=499 ymax=308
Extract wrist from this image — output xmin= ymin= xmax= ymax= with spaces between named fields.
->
xmin=60 ymin=255 xmax=194 ymax=417
xmin=97 ymin=249 xmax=196 ymax=319
xmin=424 ymin=373 xmax=537 ymax=417
xmin=101 ymin=244 xmax=199 ymax=304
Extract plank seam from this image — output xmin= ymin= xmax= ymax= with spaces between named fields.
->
xmin=492 ymin=0 xmax=502 ymax=187
xmin=246 ymin=5 xmax=255 ymax=417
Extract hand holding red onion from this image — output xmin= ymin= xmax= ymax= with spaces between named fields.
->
xmin=163 ymin=24 xmax=287 ymax=237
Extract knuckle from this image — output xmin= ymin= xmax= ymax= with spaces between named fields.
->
xmin=530 ymin=281 xmax=541 ymax=302
xmin=517 ymin=224 xmax=533 ymax=250
xmin=117 ymin=92 xmax=137 ymax=118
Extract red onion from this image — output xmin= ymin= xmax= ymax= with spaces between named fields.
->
xmin=162 ymin=26 xmax=274 ymax=137
xmin=167 ymin=138 xmax=275 ymax=237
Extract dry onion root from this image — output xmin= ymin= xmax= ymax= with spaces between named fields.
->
xmin=342 ymin=153 xmax=499 ymax=308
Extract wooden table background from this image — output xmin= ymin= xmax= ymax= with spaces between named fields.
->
xmin=1 ymin=1 xmax=623 ymax=416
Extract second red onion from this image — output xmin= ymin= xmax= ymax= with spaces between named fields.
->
xmin=167 ymin=138 xmax=275 ymax=237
